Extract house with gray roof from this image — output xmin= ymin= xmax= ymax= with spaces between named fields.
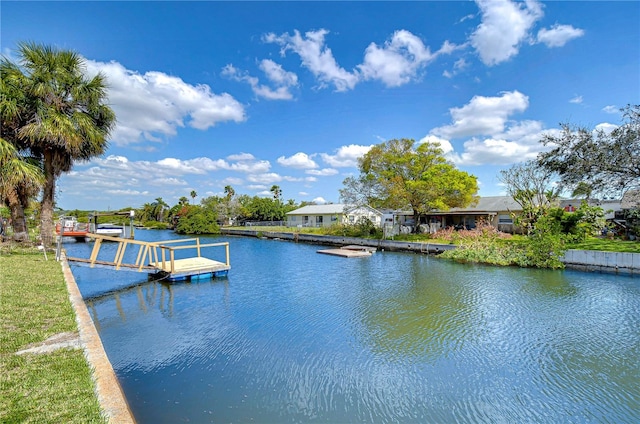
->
xmin=421 ymin=196 xmax=523 ymax=233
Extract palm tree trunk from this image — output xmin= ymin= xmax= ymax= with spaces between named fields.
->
xmin=40 ymin=150 xmax=56 ymax=247
xmin=4 ymin=192 xmax=29 ymax=242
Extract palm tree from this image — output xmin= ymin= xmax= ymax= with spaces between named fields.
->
xmin=1 ymin=56 xmax=44 ymax=241
xmin=0 ymin=138 xmax=43 ymax=241
xmin=138 ymin=202 xmax=155 ymax=222
xmin=152 ymin=197 xmax=169 ymax=222
xmin=223 ymin=185 xmax=234 ymax=199
xmin=7 ymin=42 xmax=115 ymax=246
xmin=270 ymin=185 xmax=282 ymax=201
xmin=190 ymin=190 xmax=197 ymax=202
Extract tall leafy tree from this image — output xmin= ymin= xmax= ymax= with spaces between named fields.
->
xmin=499 ymin=160 xmax=560 ymax=234
xmin=5 ymin=42 xmax=115 ymax=246
xmin=538 ymin=104 xmax=640 ymax=202
xmin=244 ymin=196 xmax=285 ymax=222
xmin=341 ymin=138 xmax=478 ymax=232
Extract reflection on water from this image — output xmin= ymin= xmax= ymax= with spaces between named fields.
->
xmin=65 ymin=232 xmax=640 ymax=423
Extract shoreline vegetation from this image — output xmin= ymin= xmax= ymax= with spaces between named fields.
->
xmin=224 ymin=224 xmax=640 ymax=253
xmin=0 ymin=248 xmax=107 ymax=424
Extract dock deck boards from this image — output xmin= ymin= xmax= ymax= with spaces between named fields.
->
xmin=317 ymin=248 xmax=372 ymax=258
xmin=155 ymin=257 xmax=230 ymax=278
xmin=341 ymin=245 xmax=377 ymax=253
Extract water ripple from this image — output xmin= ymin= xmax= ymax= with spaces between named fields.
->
xmin=66 ymin=234 xmax=640 ymax=423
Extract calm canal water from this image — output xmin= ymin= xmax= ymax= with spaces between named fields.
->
xmin=65 ymin=230 xmax=640 ymax=423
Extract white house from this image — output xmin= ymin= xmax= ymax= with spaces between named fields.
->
xmin=344 ymin=205 xmax=385 ymax=227
xmin=285 ymin=204 xmax=386 ymax=228
xmin=286 ymin=204 xmax=345 ymax=228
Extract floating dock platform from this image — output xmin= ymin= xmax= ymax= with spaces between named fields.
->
xmin=317 ymin=246 xmax=373 ymax=258
xmin=342 ymin=245 xmax=377 ymax=253
xmin=67 ymin=234 xmax=230 ymax=282
xmin=150 ymin=257 xmax=230 ymax=281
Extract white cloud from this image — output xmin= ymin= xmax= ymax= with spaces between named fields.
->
xmin=227 ymin=152 xmax=257 ymax=161
xmin=453 ymin=137 xmax=540 ymax=165
xmin=443 ymin=57 xmax=469 ymax=79
xmin=221 ymin=177 xmax=244 ymax=186
xmin=276 ymin=152 xmax=318 ymax=169
xmin=105 ymin=189 xmax=150 ymax=196
xmin=425 ymin=93 xmax=558 ymax=166
xmin=246 ymin=172 xmax=283 ymax=184
xmin=264 ymin=29 xmax=359 ymax=92
xmin=595 ymin=123 xmax=618 ymax=134
xmin=602 ymin=105 xmax=619 ymax=114
xmin=312 ymin=197 xmax=327 ymax=204
xmin=470 ymin=0 xmax=544 ymax=66
xmin=431 ymin=91 xmax=529 ymax=138
xmin=537 ymin=24 xmax=584 ymax=47
xmin=418 ymin=135 xmax=454 ymax=155
xmin=320 ymin=144 xmax=374 ymax=167
xmin=451 ymin=122 xmax=554 ymax=166
xmin=569 ymin=95 xmax=583 ymax=104
xmin=150 ymin=177 xmax=189 ymax=186
xmin=222 ymin=61 xmax=298 ymax=100
xmin=186 ymin=156 xmax=271 ymax=174
xmin=59 ymin=153 xmax=273 ymax=207
xmin=306 ymin=168 xmax=339 ymax=176
xmin=157 ymin=158 xmax=204 ymax=174
xmin=85 ymin=59 xmax=246 ymax=145
xmin=260 ymin=59 xmax=298 ymax=86
xmin=359 ymin=30 xmax=434 ymax=87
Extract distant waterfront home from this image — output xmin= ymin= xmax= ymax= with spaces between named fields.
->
xmin=286 ymin=204 xmax=386 ymax=228
xmin=421 ymin=196 xmax=523 ymax=233
xmin=422 ymin=195 xmax=627 ymax=234
xmin=286 ymin=204 xmax=345 ymax=228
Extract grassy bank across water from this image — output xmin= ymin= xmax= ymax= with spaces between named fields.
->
xmin=0 ymin=247 xmax=107 ymax=423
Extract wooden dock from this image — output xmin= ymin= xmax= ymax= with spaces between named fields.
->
xmin=317 ymin=247 xmax=373 ymax=258
xmin=342 ymin=245 xmax=377 ymax=253
xmin=67 ymin=234 xmax=230 ymax=281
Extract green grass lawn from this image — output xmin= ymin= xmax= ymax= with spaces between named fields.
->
xmin=566 ymin=237 xmax=640 ymax=253
xmin=0 ymin=247 xmax=107 ymax=423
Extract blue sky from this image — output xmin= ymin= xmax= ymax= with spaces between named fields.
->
xmin=3 ymin=1 xmax=639 ymax=211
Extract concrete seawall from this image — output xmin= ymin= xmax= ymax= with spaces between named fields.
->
xmin=561 ymin=249 xmax=640 ymax=276
xmin=62 ymin=254 xmax=136 ymax=423
xmin=221 ymin=228 xmax=456 ymax=254
xmin=221 ymin=228 xmax=640 ymax=276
